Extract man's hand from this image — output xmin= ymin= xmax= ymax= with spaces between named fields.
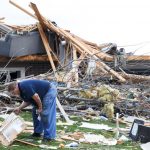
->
xmin=13 ymin=107 xmax=21 ymax=115
xmin=13 ymin=101 xmax=30 ymax=115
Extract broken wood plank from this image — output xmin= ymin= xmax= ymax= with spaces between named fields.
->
xmin=15 ymin=139 xmax=38 ymax=147
xmin=56 ymin=98 xmax=74 ymax=124
xmin=120 ymin=72 xmax=150 ymax=83
xmin=30 ymin=3 xmax=60 ymax=63
xmin=37 ymin=23 xmax=59 ymax=79
xmin=9 ymin=0 xmax=36 ymax=19
xmin=127 ymin=55 xmax=150 ymax=61
xmin=71 ymin=33 xmax=113 ymax=61
xmin=29 ymin=4 xmax=46 ymax=30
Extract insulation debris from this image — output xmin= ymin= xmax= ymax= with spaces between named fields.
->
xmin=101 ymin=103 xmax=114 ymax=119
xmin=79 ymin=85 xmax=120 ymax=102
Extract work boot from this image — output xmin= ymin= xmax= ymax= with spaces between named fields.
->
xmin=31 ymin=133 xmax=42 ymax=138
xmin=42 ymin=138 xmax=55 ymax=143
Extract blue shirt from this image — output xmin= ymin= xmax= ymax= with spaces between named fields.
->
xmin=18 ymin=79 xmax=50 ymax=106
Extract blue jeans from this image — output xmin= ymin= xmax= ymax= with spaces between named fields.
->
xmin=32 ymin=82 xmax=57 ymax=139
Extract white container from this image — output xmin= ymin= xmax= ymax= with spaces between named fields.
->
xmin=0 ymin=112 xmax=27 ymax=146
xmin=66 ymin=142 xmax=79 ymax=147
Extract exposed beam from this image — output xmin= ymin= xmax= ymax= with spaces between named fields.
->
xmin=37 ymin=23 xmax=59 ymax=79
xmin=27 ymin=3 xmax=61 ymax=65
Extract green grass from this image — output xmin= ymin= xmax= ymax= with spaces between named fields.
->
xmin=20 ymin=111 xmax=33 ymax=122
xmin=0 ymin=111 xmax=142 ymax=150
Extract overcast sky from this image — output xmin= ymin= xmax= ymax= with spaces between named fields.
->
xmin=1 ymin=0 xmax=150 ymax=55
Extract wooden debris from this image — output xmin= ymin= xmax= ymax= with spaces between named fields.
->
xmin=37 ymin=23 xmax=59 ymax=80
xmin=15 ymin=139 xmax=38 ymax=147
xmin=121 ymin=72 xmax=150 ymax=83
xmin=0 ymin=113 xmax=26 ymax=146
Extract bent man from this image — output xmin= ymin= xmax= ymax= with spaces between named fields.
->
xmin=8 ymin=79 xmax=57 ymax=142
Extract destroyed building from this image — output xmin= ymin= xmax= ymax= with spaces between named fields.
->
xmin=1 ymin=21 xmax=150 ymax=84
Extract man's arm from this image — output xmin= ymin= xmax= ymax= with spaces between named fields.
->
xmin=32 ymin=93 xmax=42 ymax=113
xmin=14 ymin=101 xmax=30 ymax=115
xmin=19 ymin=101 xmax=31 ymax=109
